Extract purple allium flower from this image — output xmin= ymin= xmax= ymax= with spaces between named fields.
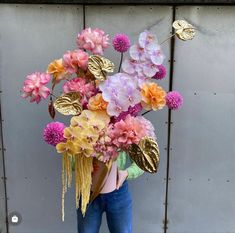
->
xmin=112 ymin=103 xmax=143 ymax=123
xmin=112 ymin=34 xmax=131 ymax=53
xmin=165 ymin=91 xmax=183 ymax=110
xmin=152 ymin=65 xmax=167 ymax=80
xmin=43 ymin=122 xmax=66 ymax=146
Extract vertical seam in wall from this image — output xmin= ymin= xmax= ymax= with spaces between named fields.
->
xmin=83 ymin=4 xmax=86 ymax=29
xmin=0 ymin=94 xmax=9 ymax=232
xmin=164 ymin=5 xmax=176 ymax=233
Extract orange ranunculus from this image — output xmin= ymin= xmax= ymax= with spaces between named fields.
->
xmin=47 ymin=59 xmax=66 ymax=84
xmin=141 ymin=82 xmax=166 ymax=110
xmin=88 ymin=93 xmax=108 ymax=111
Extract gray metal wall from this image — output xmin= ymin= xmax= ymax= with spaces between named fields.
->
xmin=0 ymin=4 xmax=235 ymax=233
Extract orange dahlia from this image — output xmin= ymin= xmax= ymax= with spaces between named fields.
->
xmin=88 ymin=93 xmax=108 ymax=111
xmin=141 ymin=82 xmax=166 ymax=110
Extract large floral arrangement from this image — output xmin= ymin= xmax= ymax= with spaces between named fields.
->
xmin=21 ymin=20 xmax=195 ymax=220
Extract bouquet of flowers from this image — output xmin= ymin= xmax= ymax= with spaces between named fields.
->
xmin=21 ymin=20 xmax=195 ymax=220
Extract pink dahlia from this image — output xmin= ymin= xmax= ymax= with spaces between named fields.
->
xmin=153 ymin=65 xmax=167 ymax=80
xmin=43 ymin=122 xmax=66 ymax=146
xmin=108 ymin=114 xmax=148 ymax=149
xmin=112 ymin=33 xmax=131 ymax=53
xmin=21 ymin=72 xmax=51 ymax=104
xmin=165 ymin=91 xmax=183 ymax=110
xmin=76 ymin=28 xmax=109 ymax=55
xmin=112 ymin=103 xmax=143 ymax=123
xmin=62 ymin=49 xmax=89 ymax=74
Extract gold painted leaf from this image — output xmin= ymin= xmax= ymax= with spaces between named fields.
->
xmin=128 ymin=136 xmax=160 ymax=173
xmin=53 ymin=92 xmax=82 ymax=116
xmin=88 ymin=55 xmax=114 ymax=82
xmin=173 ymin=20 xmax=195 ymax=41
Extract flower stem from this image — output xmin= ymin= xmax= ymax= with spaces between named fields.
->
xmin=142 ymin=110 xmax=152 ymax=116
xmin=118 ymin=53 xmax=123 ymax=72
xmin=160 ymin=33 xmax=176 ymax=45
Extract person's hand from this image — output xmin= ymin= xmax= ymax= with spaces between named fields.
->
xmin=116 ymin=170 xmax=128 ymax=190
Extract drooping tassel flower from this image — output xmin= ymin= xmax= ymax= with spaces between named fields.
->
xmin=112 ymin=33 xmax=131 ymax=53
xmin=43 ymin=122 xmax=66 ymax=146
xmin=21 ymin=72 xmax=51 ymax=104
xmin=165 ymin=91 xmax=183 ymax=110
xmin=76 ymin=28 xmax=109 ymax=55
xmin=152 ymin=65 xmax=167 ymax=80
xmin=141 ymin=82 xmax=166 ymax=110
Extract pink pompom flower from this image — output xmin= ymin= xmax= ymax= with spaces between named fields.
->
xmin=153 ymin=65 xmax=167 ymax=80
xmin=165 ymin=91 xmax=183 ymax=110
xmin=43 ymin=122 xmax=66 ymax=146
xmin=76 ymin=28 xmax=109 ymax=55
xmin=112 ymin=33 xmax=131 ymax=53
xmin=21 ymin=72 xmax=51 ymax=104
xmin=62 ymin=49 xmax=89 ymax=74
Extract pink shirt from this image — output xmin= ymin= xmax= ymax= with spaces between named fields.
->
xmin=91 ymin=160 xmax=118 ymax=194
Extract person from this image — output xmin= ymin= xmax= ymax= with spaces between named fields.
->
xmin=77 ymin=151 xmax=144 ymax=233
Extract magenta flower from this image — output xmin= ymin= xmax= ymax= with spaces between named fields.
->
xmin=153 ymin=65 xmax=167 ymax=80
xmin=43 ymin=122 xmax=66 ymax=146
xmin=62 ymin=49 xmax=89 ymax=74
xmin=112 ymin=103 xmax=143 ymax=123
xmin=76 ymin=28 xmax=109 ymax=55
xmin=165 ymin=91 xmax=183 ymax=110
xmin=21 ymin=72 xmax=51 ymax=104
xmin=112 ymin=33 xmax=131 ymax=53
xmin=99 ymin=73 xmax=141 ymax=116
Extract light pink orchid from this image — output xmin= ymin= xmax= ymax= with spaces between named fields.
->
xmin=21 ymin=72 xmax=51 ymax=104
xmin=76 ymin=28 xmax=109 ymax=55
xmin=99 ymin=73 xmax=141 ymax=116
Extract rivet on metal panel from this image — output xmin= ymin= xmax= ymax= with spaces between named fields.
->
xmin=170 ymin=121 xmax=173 ymax=124
xmin=189 ymin=178 xmax=192 ymax=181
xmin=168 ymin=178 xmax=171 ymax=181
xmin=173 ymin=59 xmax=176 ymax=62
xmin=170 ymin=148 xmax=172 ymax=151
xmin=194 ymin=92 xmax=197 ymax=95
xmin=214 ymin=93 xmax=217 ymax=95
xmin=1 ymin=177 xmax=7 ymax=180
xmin=165 ymin=121 xmax=168 ymax=124
xmin=164 ymin=147 xmax=167 ymax=150
xmin=168 ymin=59 xmax=170 ymax=62
xmin=208 ymin=178 xmax=210 ymax=181
xmin=226 ymin=180 xmax=230 ymax=182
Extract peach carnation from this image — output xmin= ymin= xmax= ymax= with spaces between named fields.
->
xmin=141 ymin=82 xmax=166 ymax=110
xmin=47 ymin=59 xmax=66 ymax=85
xmin=88 ymin=93 xmax=108 ymax=111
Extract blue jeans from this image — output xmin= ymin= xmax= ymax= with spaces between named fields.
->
xmin=77 ymin=181 xmax=132 ymax=233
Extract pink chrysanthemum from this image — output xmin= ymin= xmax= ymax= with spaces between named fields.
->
xmin=62 ymin=49 xmax=89 ymax=74
xmin=21 ymin=72 xmax=51 ymax=104
xmin=112 ymin=34 xmax=131 ymax=53
xmin=153 ymin=65 xmax=167 ymax=80
xmin=112 ymin=103 xmax=142 ymax=123
xmin=43 ymin=122 xmax=66 ymax=146
xmin=108 ymin=114 xmax=148 ymax=149
xmin=63 ymin=77 xmax=97 ymax=108
xmin=165 ymin=91 xmax=183 ymax=110
xmin=76 ymin=28 xmax=109 ymax=55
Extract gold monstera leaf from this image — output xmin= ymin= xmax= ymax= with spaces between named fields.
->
xmin=173 ymin=20 xmax=195 ymax=41
xmin=88 ymin=55 xmax=114 ymax=82
xmin=128 ymin=136 xmax=160 ymax=173
xmin=53 ymin=92 xmax=82 ymax=115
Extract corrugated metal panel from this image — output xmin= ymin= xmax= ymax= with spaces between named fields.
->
xmin=168 ymin=6 xmax=235 ymax=233
xmin=0 ymin=4 xmax=83 ymax=233
xmin=85 ymin=5 xmax=172 ymax=233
